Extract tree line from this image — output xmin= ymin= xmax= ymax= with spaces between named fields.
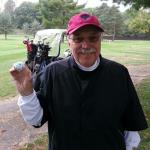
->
xmin=0 ymin=0 xmax=150 ymax=40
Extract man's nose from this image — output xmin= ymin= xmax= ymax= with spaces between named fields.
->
xmin=81 ymin=40 xmax=90 ymax=49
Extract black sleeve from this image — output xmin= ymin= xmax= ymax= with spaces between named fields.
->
xmin=34 ymin=66 xmax=53 ymax=128
xmin=122 ymin=68 xmax=148 ymax=131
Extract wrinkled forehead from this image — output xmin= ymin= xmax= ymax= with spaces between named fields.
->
xmin=72 ymin=25 xmax=101 ymax=36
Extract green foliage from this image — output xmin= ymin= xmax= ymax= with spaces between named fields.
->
xmin=22 ymin=20 xmax=43 ymax=36
xmin=122 ymin=9 xmax=150 ymax=36
xmin=128 ymin=10 xmax=150 ymax=34
xmin=4 ymin=0 xmax=15 ymax=23
xmin=30 ymin=20 xmax=43 ymax=36
xmin=86 ymin=4 xmax=125 ymax=36
xmin=0 ymin=13 xmax=14 ymax=39
xmin=14 ymin=2 xmax=40 ymax=29
xmin=4 ymin=0 xmax=15 ymax=13
xmin=22 ymin=23 xmax=30 ymax=35
xmin=85 ymin=4 xmax=150 ymax=37
xmin=39 ymin=0 xmax=84 ymax=28
xmin=1 ymin=1 xmax=150 ymax=38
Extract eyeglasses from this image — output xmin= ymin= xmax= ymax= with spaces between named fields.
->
xmin=68 ymin=34 xmax=101 ymax=43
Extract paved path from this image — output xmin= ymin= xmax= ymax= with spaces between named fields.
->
xmin=0 ymin=64 xmax=150 ymax=150
xmin=0 ymin=97 xmax=47 ymax=150
xmin=127 ymin=64 xmax=150 ymax=84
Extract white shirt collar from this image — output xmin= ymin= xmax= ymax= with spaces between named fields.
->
xmin=75 ymin=57 xmax=100 ymax=72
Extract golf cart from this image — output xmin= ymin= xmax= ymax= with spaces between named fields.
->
xmin=23 ymin=29 xmax=70 ymax=74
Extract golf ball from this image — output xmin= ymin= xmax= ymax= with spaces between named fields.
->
xmin=13 ymin=62 xmax=25 ymax=71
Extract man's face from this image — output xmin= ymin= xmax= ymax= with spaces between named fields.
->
xmin=68 ymin=26 xmax=101 ymax=67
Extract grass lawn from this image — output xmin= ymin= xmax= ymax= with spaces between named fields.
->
xmin=1 ymin=38 xmax=150 ymax=99
xmin=102 ymin=40 xmax=150 ymax=65
xmin=136 ymin=77 xmax=150 ymax=150
xmin=0 ymin=35 xmax=33 ymax=99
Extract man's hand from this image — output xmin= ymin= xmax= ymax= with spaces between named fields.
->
xmin=9 ymin=62 xmax=33 ymax=96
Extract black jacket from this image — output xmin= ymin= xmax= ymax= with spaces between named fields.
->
xmin=35 ymin=56 xmax=148 ymax=150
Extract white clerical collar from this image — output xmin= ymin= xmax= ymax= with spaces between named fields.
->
xmin=75 ymin=57 xmax=100 ymax=72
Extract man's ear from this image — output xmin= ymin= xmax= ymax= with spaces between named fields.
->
xmin=67 ymin=38 xmax=71 ymax=47
xmin=68 ymin=41 xmax=70 ymax=47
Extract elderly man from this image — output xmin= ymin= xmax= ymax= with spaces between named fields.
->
xmin=10 ymin=12 xmax=148 ymax=150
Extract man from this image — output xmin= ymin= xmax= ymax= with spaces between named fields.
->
xmin=10 ymin=12 xmax=148 ymax=150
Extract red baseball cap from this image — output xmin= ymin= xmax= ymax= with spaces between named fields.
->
xmin=66 ymin=12 xmax=104 ymax=35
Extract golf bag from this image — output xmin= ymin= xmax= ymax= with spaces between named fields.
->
xmin=24 ymin=39 xmax=62 ymax=73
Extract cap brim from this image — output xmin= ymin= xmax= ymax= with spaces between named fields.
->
xmin=68 ymin=23 xmax=104 ymax=35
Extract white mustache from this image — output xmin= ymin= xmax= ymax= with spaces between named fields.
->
xmin=78 ymin=48 xmax=96 ymax=54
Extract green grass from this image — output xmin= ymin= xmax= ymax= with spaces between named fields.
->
xmin=17 ymin=134 xmax=48 ymax=150
xmin=0 ymin=36 xmax=150 ymax=99
xmin=0 ymin=35 xmax=30 ymax=99
xmin=102 ymin=40 xmax=150 ymax=65
xmin=136 ymin=77 xmax=150 ymax=150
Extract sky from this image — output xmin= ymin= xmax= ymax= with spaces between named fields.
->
xmin=0 ymin=0 xmax=129 ymax=12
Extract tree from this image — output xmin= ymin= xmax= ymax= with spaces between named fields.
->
xmin=14 ymin=2 xmax=40 ymax=29
xmin=39 ymin=0 xmax=84 ymax=28
xmin=0 ymin=13 xmax=14 ymax=39
xmin=112 ymin=0 xmax=150 ymax=9
xmin=30 ymin=20 xmax=43 ymax=36
xmin=3 ymin=0 xmax=15 ymax=25
xmin=121 ymin=8 xmax=138 ymax=36
xmin=4 ymin=0 xmax=15 ymax=14
xmin=90 ymin=4 xmax=124 ymax=38
xmin=22 ymin=23 xmax=30 ymax=35
xmin=127 ymin=10 xmax=150 ymax=34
